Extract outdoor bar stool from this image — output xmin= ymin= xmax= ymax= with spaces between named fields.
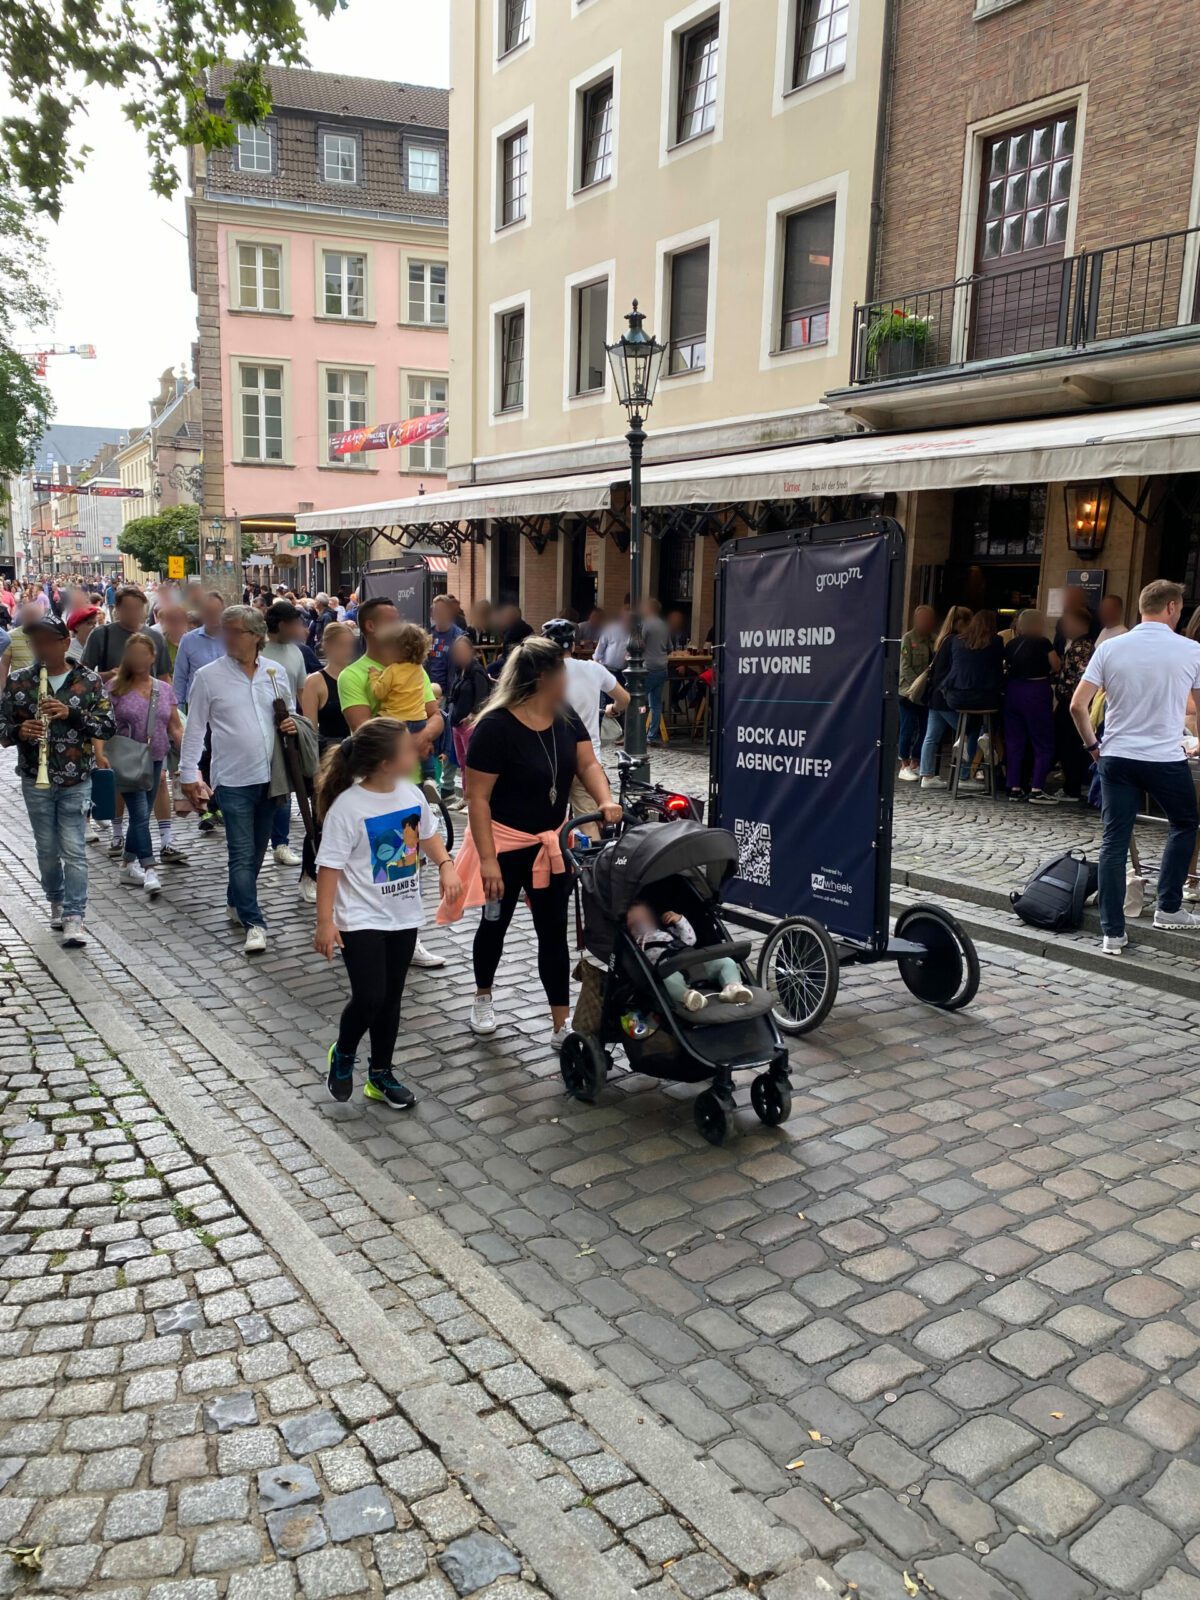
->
xmin=947 ymin=707 xmax=1001 ymax=801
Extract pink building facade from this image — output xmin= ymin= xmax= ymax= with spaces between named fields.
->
xmin=189 ymin=66 xmax=449 ymax=591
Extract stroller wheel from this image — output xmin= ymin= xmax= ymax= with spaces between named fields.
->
xmin=560 ymin=1032 xmax=606 ymax=1103
xmin=751 ymin=1073 xmax=792 ymax=1127
xmin=693 ymin=1088 xmax=731 ymax=1147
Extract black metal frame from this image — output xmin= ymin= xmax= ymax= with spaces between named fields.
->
xmin=709 ymin=514 xmax=905 ymax=960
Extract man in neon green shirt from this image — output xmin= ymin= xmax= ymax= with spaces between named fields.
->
xmin=338 ymin=595 xmax=446 ymax=970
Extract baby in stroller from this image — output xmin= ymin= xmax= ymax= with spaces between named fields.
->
xmin=626 ymin=901 xmax=754 ymax=1012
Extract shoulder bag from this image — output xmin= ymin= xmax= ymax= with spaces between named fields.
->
xmin=107 ymin=680 xmax=160 ymax=793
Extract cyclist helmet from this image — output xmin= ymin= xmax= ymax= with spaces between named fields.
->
xmin=541 ymin=617 xmax=576 ymax=651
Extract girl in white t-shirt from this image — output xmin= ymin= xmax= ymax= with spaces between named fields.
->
xmin=314 ymin=717 xmax=462 ymax=1107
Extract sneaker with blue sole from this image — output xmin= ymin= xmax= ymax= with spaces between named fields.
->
xmin=363 ymin=1067 xmax=415 ymax=1109
xmin=327 ymin=1044 xmax=355 ymax=1103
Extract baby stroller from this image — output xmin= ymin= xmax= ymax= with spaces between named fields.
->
xmin=560 ymin=814 xmax=791 ymax=1146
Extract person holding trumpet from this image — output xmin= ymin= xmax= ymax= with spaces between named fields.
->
xmin=0 ymin=615 xmax=114 ymax=946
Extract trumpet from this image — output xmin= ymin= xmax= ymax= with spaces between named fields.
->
xmin=35 ymin=666 xmax=51 ymax=789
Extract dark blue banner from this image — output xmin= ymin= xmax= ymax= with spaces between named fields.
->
xmin=714 ymin=534 xmax=891 ymax=944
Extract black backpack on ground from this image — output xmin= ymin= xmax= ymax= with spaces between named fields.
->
xmin=1010 ymin=850 xmax=1098 ymax=932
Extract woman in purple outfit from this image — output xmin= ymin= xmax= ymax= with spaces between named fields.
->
xmin=99 ymin=632 xmax=183 ymax=898
xmin=1003 ymin=609 xmax=1060 ymax=805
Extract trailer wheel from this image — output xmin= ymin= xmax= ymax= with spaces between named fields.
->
xmin=894 ymin=904 xmax=980 ymax=1011
xmin=757 ymin=916 xmax=839 ymax=1034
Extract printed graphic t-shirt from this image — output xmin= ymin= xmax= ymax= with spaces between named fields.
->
xmin=316 ymin=779 xmax=438 ymax=932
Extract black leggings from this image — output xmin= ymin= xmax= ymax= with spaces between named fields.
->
xmin=337 ymin=928 xmax=417 ymax=1066
xmin=472 ymin=844 xmax=571 ymax=1006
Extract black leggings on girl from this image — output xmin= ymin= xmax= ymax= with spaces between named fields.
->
xmin=472 ymin=844 xmax=571 ymax=1006
xmin=337 ymin=928 xmax=418 ymax=1065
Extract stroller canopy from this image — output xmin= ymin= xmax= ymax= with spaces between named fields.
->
xmin=589 ymin=820 xmax=739 ymax=922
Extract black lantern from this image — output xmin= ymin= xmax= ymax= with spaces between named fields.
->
xmin=1064 ymin=482 xmax=1113 ymax=558
xmin=606 ymin=300 xmax=666 ymax=418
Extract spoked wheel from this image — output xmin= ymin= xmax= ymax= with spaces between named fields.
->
xmin=433 ymin=798 xmax=455 ymax=855
xmin=757 ymin=916 xmax=840 ymax=1034
xmin=693 ymin=1088 xmax=733 ymax=1146
xmin=560 ymin=1032 xmax=607 ymax=1103
xmin=751 ymin=1073 xmax=792 ymax=1127
xmin=894 ymin=903 xmax=980 ymax=1011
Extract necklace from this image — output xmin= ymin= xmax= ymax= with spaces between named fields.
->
xmin=536 ymin=724 xmax=559 ymax=808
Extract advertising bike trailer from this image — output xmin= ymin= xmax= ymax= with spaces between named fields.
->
xmin=710 ymin=515 xmax=980 ymax=1033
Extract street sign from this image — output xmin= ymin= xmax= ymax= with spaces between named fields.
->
xmin=167 ymin=556 xmax=186 ymax=580
xmin=292 ymin=534 xmax=312 ymax=548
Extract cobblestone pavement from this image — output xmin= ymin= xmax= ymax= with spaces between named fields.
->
xmin=5 ymin=749 xmax=1200 ymax=1600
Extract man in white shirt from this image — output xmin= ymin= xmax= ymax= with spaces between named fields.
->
xmin=542 ymin=619 xmax=630 ymax=825
xmin=1071 ymin=578 xmax=1200 ymax=953
xmin=180 ymin=605 xmax=297 ymax=955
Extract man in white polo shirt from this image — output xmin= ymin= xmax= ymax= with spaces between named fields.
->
xmin=1071 ymin=578 xmax=1200 ymax=954
xmin=542 ymin=618 xmax=630 ymax=825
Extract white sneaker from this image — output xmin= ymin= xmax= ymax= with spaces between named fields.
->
xmin=244 ymin=926 xmax=267 ymax=954
xmin=119 ymin=862 xmax=146 ymax=888
xmin=1028 ymin=790 xmax=1060 ymax=806
xmin=897 ymin=768 xmax=920 ymax=783
xmin=683 ymin=988 xmax=708 ymax=1012
xmin=49 ymin=902 xmax=64 ymax=931
xmin=1185 ymin=879 xmax=1200 ymax=903
xmin=411 ymin=939 xmax=446 ymax=969
xmin=142 ymin=869 xmax=162 ymax=898
xmin=1154 ymin=907 xmax=1200 ymax=930
xmin=272 ymin=844 xmax=301 ymax=867
xmin=549 ymin=1025 xmax=570 ymax=1051
xmin=920 ymin=776 xmax=946 ymax=790
xmin=470 ymin=994 xmax=498 ymax=1036
xmin=61 ymin=917 xmax=88 ymax=948
xmin=445 ymin=793 xmax=467 ymax=810
xmin=84 ymin=817 xmax=100 ymax=843
xmin=421 ymin=779 xmax=441 ymax=808
xmin=298 ymin=877 xmax=318 ymax=905
xmin=1102 ymin=933 xmax=1128 ymax=956
xmin=720 ymin=983 xmax=754 ymax=1005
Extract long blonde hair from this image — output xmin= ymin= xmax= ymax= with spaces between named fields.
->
xmin=934 ymin=605 xmax=972 ymax=651
xmin=112 ymin=631 xmax=159 ymax=696
xmin=472 ymin=636 xmax=564 ymax=726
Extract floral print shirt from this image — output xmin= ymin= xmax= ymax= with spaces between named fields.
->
xmin=0 ymin=662 xmax=115 ymax=786
xmin=1056 ymin=636 xmax=1095 ymax=704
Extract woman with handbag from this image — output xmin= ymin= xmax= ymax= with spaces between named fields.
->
xmin=897 ymin=605 xmax=937 ymax=781
xmin=98 ymin=632 xmax=182 ymax=898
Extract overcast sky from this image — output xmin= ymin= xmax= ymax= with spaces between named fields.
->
xmin=16 ymin=0 xmax=450 ymax=429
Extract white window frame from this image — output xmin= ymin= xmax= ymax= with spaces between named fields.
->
xmin=759 ymin=171 xmax=848 ymax=370
xmin=567 ymin=53 xmax=621 ymax=207
xmin=401 ymin=370 xmax=449 ymax=474
xmin=490 ymin=290 xmax=532 ymax=423
xmin=231 ymin=356 xmax=291 ymax=465
xmin=315 ymin=243 xmax=373 ymax=322
xmin=320 ymin=130 xmax=360 ymax=186
xmin=236 ymin=122 xmax=274 ymax=173
xmin=227 ymin=235 xmax=289 ymax=314
xmin=659 ymin=0 xmax=728 ymax=168
xmin=490 ymin=105 xmax=535 ymax=241
xmin=494 ymin=0 xmax=535 ymax=66
xmin=407 ymin=143 xmax=442 ymax=194
xmin=950 ymin=87 xmax=1087 ymax=362
xmin=402 ymin=256 xmax=448 ymax=327
xmin=319 ymin=363 xmax=375 ymax=470
xmin=562 ymin=261 xmax=615 ymax=409
xmin=772 ymin=0 xmax=859 ymax=116
xmin=655 ymin=221 xmax=719 ymax=389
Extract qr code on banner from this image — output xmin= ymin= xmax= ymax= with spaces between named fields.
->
xmin=735 ymin=819 xmax=772 ymax=886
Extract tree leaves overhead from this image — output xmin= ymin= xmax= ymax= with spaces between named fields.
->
xmin=0 ymin=184 xmax=57 ymax=475
xmin=0 ymin=0 xmax=347 ymax=219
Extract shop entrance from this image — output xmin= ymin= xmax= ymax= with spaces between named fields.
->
xmin=937 ymin=485 xmax=1045 ymax=626
xmin=1155 ymin=474 xmax=1200 ymax=622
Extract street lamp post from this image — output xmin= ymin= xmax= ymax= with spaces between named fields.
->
xmin=606 ymin=299 xmax=666 ymax=785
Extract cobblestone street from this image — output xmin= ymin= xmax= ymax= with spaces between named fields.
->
xmin=5 ymin=749 xmax=1200 ymax=1600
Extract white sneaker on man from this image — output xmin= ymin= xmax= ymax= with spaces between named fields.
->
xmin=1153 ymin=907 xmax=1200 ymax=930
xmin=119 ymin=862 xmax=146 ymax=888
xmin=84 ymin=816 xmax=100 ymax=843
xmin=61 ymin=917 xmax=88 ymax=948
xmin=244 ymin=926 xmax=267 ymax=955
xmin=298 ymin=878 xmax=318 ymax=904
xmin=470 ymin=994 xmax=498 ymax=1036
xmin=272 ymin=844 xmax=302 ymax=867
xmin=920 ymin=776 xmax=945 ymax=790
xmin=1101 ymin=933 xmax=1128 ymax=956
xmin=897 ymin=767 xmax=920 ymax=783
xmin=1185 ymin=879 xmax=1200 ymax=903
xmin=143 ymin=869 xmax=162 ymax=898
xmin=49 ymin=902 xmax=64 ymax=931
xmin=226 ymin=905 xmax=242 ymax=928
xmin=411 ymin=940 xmax=445 ymax=969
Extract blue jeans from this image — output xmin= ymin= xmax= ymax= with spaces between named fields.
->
xmin=271 ymin=795 xmax=291 ymax=849
xmin=899 ymin=698 xmax=927 ymax=763
xmin=216 ymin=782 xmax=277 ymax=929
xmin=407 ymin=720 xmax=437 ymax=783
xmin=645 ymin=670 xmax=668 ymax=743
xmin=919 ymin=709 xmax=960 ymax=778
xmin=1098 ymin=756 xmax=1199 ymax=936
xmin=123 ymin=761 xmax=163 ymax=867
xmin=23 ymin=776 xmax=92 ymax=919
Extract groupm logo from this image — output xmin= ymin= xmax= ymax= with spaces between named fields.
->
xmin=816 ymin=566 xmax=863 ymax=593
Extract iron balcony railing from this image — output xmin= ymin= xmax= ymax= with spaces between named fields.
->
xmin=850 ymin=222 xmax=1200 ymax=385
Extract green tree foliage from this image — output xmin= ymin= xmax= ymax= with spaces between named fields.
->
xmin=0 ymin=0 xmax=346 ymax=219
xmin=0 ymin=184 xmax=55 ymax=475
xmin=118 ymin=504 xmax=201 ymax=577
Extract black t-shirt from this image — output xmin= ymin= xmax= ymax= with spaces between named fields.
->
xmin=1005 ymin=636 xmax=1055 ymax=680
xmin=82 ymin=621 xmax=171 ymax=678
xmin=467 ymin=706 xmax=590 ymax=832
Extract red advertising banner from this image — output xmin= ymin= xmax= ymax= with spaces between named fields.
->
xmin=33 ymin=481 xmax=146 ymax=498
xmin=329 ymin=411 xmax=448 ymax=458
